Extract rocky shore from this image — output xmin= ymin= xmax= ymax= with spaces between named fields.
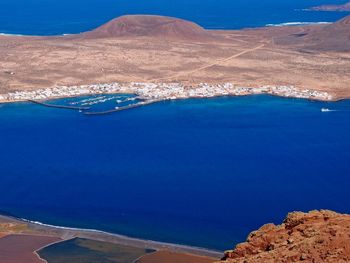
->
xmin=0 ymin=82 xmax=333 ymax=105
xmin=219 ymin=210 xmax=350 ymax=263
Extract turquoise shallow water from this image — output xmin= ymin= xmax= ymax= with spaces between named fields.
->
xmin=0 ymin=95 xmax=350 ymax=250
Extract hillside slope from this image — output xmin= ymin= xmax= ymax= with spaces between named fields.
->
xmin=274 ymin=15 xmax=350 ymax=51
xmin=80 ymin=15 xmax=213 ymax=41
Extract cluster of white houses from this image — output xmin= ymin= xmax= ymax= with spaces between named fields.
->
xmin=0 ymin=82 xmax=333 ymax=103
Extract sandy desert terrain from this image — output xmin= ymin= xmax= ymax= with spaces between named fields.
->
xmin=0 ymin=15 xmax=349 ymax=100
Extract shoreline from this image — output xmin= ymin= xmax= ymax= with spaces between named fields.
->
xmin=0 ymin=82 xmax=339 ymax=109
xmin=0 ymin=214 xmax=223 ymax=258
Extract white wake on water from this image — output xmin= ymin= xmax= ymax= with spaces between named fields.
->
xmin=266 ymin=22 xmax=331 ymax=27
xmin=0 ymin=33 xmax=25 ymax=36
xmin=0 ymin=32 xmax=73 ymax=37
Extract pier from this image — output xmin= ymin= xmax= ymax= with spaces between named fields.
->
xmin=28 ymin=100 xmax=91 ymax=111
xmin=1 ymin=82 xmax=333 ymax=104
xmin=84 ymin=100 xmax=160 ymax=116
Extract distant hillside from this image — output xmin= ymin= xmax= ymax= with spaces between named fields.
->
xmin=308 ymin=2 xmax=350 ymax=11
xmin=80 ymin=15 xmax=213 ymax=41
xmin=304 ymin=15 xmax=350 ymax=51
xmin=274 ymin=15 xmax=350 ymax=51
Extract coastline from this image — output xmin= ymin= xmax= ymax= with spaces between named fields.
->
xmin=0 ymin=214 xmax=223 ymax=258
xmin=0 ymin=82 xmax=337 ymax=109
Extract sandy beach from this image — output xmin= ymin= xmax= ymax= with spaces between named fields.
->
xmin=0 ymin=214 xmax=223 ymax=259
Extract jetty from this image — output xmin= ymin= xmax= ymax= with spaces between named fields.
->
xmin=1 ymin=82 xmax=334 ymax=105
xmin=28 ymin=100 xmax=90 ymax=111
xmin=84 ymin=100 xmax=160 ymax=116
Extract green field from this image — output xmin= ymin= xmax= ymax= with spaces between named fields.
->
xmin=38 ymin=238 xmax=155 ymax=263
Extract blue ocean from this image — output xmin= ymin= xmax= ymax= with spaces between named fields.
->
xmin=1 ymin=0 xmax=350 ymax=251
xmin=0 ymin=0 xmax=348 ymax=35
xmin=1 ymin=95 xmax=350 ymax=250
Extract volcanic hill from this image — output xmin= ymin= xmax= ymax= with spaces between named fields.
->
xmin=80 ymin=15 xmax=213 ymax=41
xmin=304 ymin=15 xmax=350 ymax=51
xmin=274 ymin=15 xmax=350 ymax=51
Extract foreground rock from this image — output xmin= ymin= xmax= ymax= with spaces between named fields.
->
xmin=220 ymin=210 xmax=350 ymax=263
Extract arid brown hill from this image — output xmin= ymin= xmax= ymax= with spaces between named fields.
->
xmin=274 ymin=15 xmax=350 ymax=51
xmin=333 ymin=14 xmax=350 ymax=28
xmin=305 ymin=15 xmax=350 ymax=51
xmin=80 ymin=15 xmax=213 ymax=41
xmin=219 ymin=210 xmax=350 ymax=263
xmin=308 ymin=2 xmax=350 ymax=11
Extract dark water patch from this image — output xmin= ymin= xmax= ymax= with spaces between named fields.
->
xmin=38 ymin=238 xmax=154 ymax=263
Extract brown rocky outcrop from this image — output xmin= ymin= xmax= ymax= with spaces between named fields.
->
xmin=219 ymin=210 xmax=350 ymax=263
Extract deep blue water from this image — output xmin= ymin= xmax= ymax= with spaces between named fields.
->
xmin=1 ymin=0 xmax=350 ymax=251
xmin=1 ymin=95 xmax=350 ymax=250
xmin=0 ymin=0 xmax=348 ymax=35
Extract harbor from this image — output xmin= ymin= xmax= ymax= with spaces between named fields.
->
xmin=28 ymin=100 xmax=91 ymax=111
xmin=83 ymin=99 xmax=161 ymax=116
xmin=0 ymin=82 xmax=334 ymax=109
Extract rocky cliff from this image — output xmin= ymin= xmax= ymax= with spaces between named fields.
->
xmin=219 ymin=210 xmax=350 ymax=263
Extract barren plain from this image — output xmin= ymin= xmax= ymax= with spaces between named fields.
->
xmin=0 ymin=15 xmax=349 ymax=100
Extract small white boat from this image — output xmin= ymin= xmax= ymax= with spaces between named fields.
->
xmin=321 ymin=108 xmax=331 ymax=112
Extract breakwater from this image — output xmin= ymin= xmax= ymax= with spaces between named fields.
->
xmin=28 ymin=100 xmax=90 ymax=111
xmin=1 ymin=82 xmax=334 ymax=105
xmin=83 ymin=100 xmax=160 ymax=116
